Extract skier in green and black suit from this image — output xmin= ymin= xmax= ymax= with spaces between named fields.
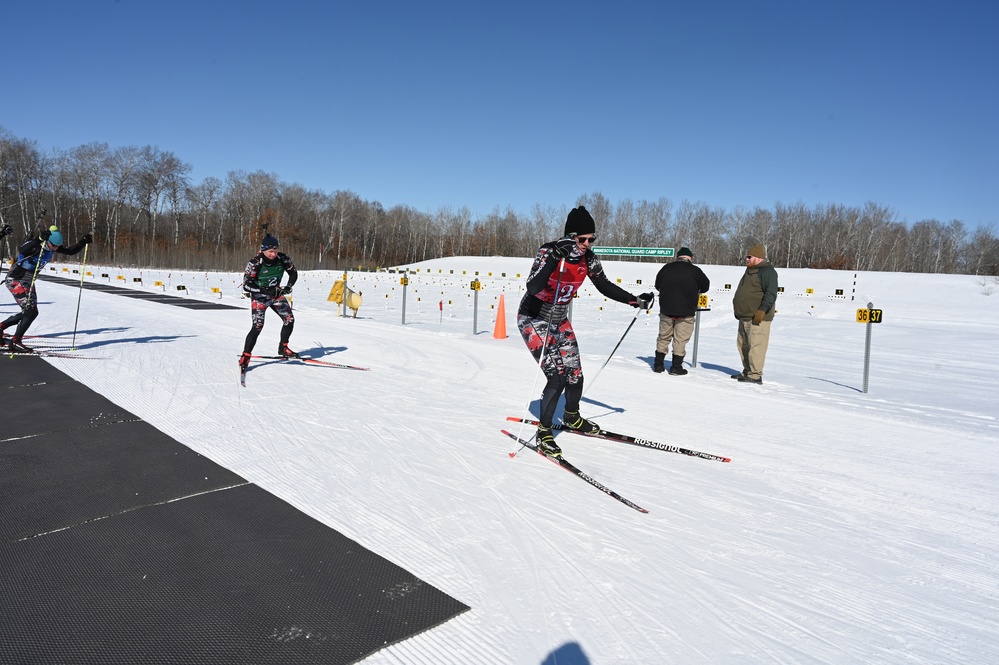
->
xmin=239 ymin=234 xmax=298 ymax=369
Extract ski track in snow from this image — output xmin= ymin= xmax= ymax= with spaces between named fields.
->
xmin=13 ymin=260 xmax=999 ymax=664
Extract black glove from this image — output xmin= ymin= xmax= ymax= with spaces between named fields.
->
xmin=0 ymin=224 xmax=11 ymax=239
xmin=629 ymin=292 xmax=655 ymax=309
xmin=552 ymin=236 xmax=576 ymax=259
xmin=39 ymin=228 xmax=51 ymax=241
xmin=278 ymin=285 xmax=292 ymax=296
xmin=81 ymin=234 xmax=93 ymax=245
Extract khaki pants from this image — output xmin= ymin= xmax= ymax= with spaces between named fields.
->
xmin=657 ymin=314 xmax=695 ymax=357
xmin=736 ymin=318 xmax=771 ymax=380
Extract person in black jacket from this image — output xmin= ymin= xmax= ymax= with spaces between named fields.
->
xmin=652 ymin=247 xmax=710 ymax=374
xmin=517 ymin=206 xmax=653 ymax=457
xmin=1 ymin=227 xmax=92 ymax=352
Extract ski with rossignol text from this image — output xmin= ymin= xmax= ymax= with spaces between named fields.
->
xmin=501 ymin=429 xmax=649 ymax=513
xmin=506 ymin=416 xmax=730 ymax=463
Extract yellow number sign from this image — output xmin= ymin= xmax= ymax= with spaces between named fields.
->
xmin=856 ymin=308 xmax=884 ymax=323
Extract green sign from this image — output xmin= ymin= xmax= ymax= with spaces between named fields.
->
xmin=594 ymin=247 xmax=675 ymax=257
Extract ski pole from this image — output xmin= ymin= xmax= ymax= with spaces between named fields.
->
xmin=511 ymin=255 xmax=567 ymax=457
xmin=581 ymin=296 xmax=653 ymax=399
xmin=71 ymin=243 xmax=89 ymax=351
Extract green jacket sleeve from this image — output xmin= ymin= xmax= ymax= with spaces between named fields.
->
xmin=759 ymin=265 xmax=779 ymax=313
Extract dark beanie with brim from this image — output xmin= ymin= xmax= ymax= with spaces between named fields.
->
xmin=564 ymin=206 xmax=596 ymax=237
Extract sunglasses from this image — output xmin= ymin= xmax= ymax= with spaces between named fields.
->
xmin=576 ymin=235 xmax=597 ymax=244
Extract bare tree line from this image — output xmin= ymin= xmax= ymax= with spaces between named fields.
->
xmin=2 ymin=127 xmax=997 ymax=275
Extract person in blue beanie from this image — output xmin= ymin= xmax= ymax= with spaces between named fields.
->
xmin=1 ymin=226 xmax=92 ymax=352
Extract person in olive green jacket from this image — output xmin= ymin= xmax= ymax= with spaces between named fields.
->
xmin=732 ymin=243 xmax=778 ymax=384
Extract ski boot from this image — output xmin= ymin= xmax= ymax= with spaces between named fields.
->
xmin=562 ymin=410 xmax=600 ymax=434
xmin=278 ymin=343 xmax=299 ymax=359
xmin=8 ymin=337 xmax=33 ymax=353
xmin=238 ymin=352 xmax=251 ymax=370
xmin=535 ymin=425 xmax=562 ymax=458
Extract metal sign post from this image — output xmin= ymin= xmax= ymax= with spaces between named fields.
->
xmin=691 ymin=294 xmax=711 ymax=367
xmin=856 ymin=301 xmax=884 ymax=393
xmin=400 ymin=273 xmax=409 ymax=325
xmin=470 ymin=279 xmax=481 ymax=334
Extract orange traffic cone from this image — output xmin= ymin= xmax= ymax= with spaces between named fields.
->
xmin=493 ymin=293 xmax=507 ymax=339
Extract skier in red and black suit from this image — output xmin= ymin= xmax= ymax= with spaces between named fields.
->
xmin=517 ymin=206 xmax=653 ymax=457
xmin=1 ymin=227 xmax=91 ymax=352
xmin=239 ymin=234 xmax=298 ymax=369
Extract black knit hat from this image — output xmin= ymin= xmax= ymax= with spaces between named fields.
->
xmin=677 ymin=246 xmax=693 ymax=258
xmin=260 ymin=234 xmax=279 ymax=251
xmin=564 ymin=206 xmax=596 ymax=237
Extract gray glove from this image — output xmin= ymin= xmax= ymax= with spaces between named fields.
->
xmin=630 ymin=292 xmax=655 ymax=309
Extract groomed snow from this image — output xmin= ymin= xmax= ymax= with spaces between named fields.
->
xmin=10 ymin=255 xmax=998 ymax=664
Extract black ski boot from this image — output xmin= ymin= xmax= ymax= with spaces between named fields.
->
xmin=562 ymin=410 xmax=600 ymax=434
xmin=278 ymin=343 xmax=299 ymax=359
xmin=238 ymin=352 xmax=251 ymax=370
xmin=536 ymin=425 xmax=562 ymax=457
xmin=8 ymin=337 xmax=33 ymax=353
xmin=668 ymin=355 xmax=688 ymax=375
xmin=653 ymin=351 xmax=666 ymax=373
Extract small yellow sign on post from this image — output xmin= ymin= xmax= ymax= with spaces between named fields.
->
xmin=328 ymin=280 xmax=345 ymax=303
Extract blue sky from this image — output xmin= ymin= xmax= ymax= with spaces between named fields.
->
xmin=3 ymin=1 xmax=997 ymax=229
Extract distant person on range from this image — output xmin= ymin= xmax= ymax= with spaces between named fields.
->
xmin=732 ymin=243 xmax=778 ymax=384
xmin=653 ymin=246 xmax=710 ymax=375
xmin=0 ymin=223 xmax=13 ymax=276
xmin=1 ymin=226 xmax=92 ymax=352
xmin=239 ymin=234 xmax=299 ymax=370
xmin=517 ymin=205 xmax=654 ymax=458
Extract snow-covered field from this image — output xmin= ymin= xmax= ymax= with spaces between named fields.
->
xmin=8 ymin=255 xmax=999 ymax=664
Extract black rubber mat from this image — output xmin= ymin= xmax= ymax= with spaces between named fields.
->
xmin=0 ymin=419 xmax=246 ymax=542
xmin=40 ymin=273 xmax=241 ymax=310
xmin=1 ymin=363 xmax=138 ymax=441
xmin=0 ymin=357 xmax=469 ymax=664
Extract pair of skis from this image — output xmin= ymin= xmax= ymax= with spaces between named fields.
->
xmin=249 ymin=354 xmax=369 ymax=370
xmin=502 ymin=417 xmax=730 ymax=514
xmin=4 ymin=348 xmax=97 ymax=359
xmin=3 ymin=339 xmax=99 ymax=359
xmin=240 ymin=353 xmax=369 ymax=386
